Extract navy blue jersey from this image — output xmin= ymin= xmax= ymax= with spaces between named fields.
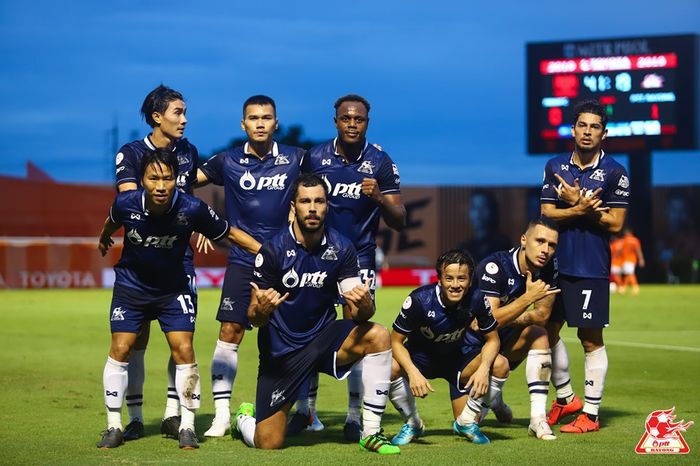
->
xmin=303 ymin=139 xmax=401 ymax=261
xmin=200 ymin=142 xmax=306 ymax=266
xmin=253 ymin=225 xmax=360 ymax=359
xmin=392 ymin=283 xmax=497 ymax=356
xmin=115 ymin=136 xmax=198 ymax=193
xmin=473 ymin=247 xmax=559 ymax=307
xmin=110 ymin=189 xmax=229 ymax=295
xmin=541 ymin=152 xmax=629 ymax=278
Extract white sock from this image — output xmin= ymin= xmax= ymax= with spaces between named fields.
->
xmin=583 ymin=346 xmax=607 ymax=417
xmin=103 ymin=357 xmax=128 ymax=430
xmin=308 ymin=372 xmax=320 ymax=415
xmin=346 ymin=360 xmax=363 ymax=423
xmin=163 ymin=357 xmax=180 ymax=419
xmin=457 ymin=376 xmax=507 ymax=426
xmin=360 ymin=350 xmax=391 ymax=437
xmin=211 ymin=340 xmax=239 ymax=418
xmin=294 ymin=374 xmax=313 ymax=415
xmin=125 ymin=349 xmax=145 ymax=423
xmin=176 ymin=363 xmax=201 ymax=431
xmin=551 ymin=339 xmax=574 ymax=403
xmin=389 ymin=377 xmax=421 ymax=427
xmin=526 ymin=349 xmax=552 ymax=420
xmin=237 ymin=414 xmax=256 ymax=448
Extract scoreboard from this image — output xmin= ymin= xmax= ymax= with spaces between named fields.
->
xmin=527 ymin=34 xmax=698 ymax=154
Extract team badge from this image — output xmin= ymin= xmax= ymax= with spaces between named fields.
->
xmin=321 ymin=246 xmax=338 ymax=261
xmin=274 ymin=154 xmax=290 ymax=165
xmin=270 ymin=389 xmax=286 ymax=407
xmin=392 ymin=164 xmax=400 ymax=175
xmin=357 ymin=160 xmax=374 ymax=175
xmin=110 ymin=307 xmax=125 ymax=321
xmin=485 ymin=262 xmax=499 ymax=274
xmin=618 ymin=175 xmax=630 ymax=188
xmin=220 ymin=297 xmax=234 ymax=311
xmin=636 ymin=407 xmax=693 ymax=454
xmin=590 ymin=169 xmax=606 ymax=182
xmin=175 ymin=211 xmax=189 ymax=226
xmin=177 ymin=155 xmax=189 ymax=165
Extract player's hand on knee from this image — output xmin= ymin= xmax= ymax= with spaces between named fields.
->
xmin=466 ymin=366 xmax=489 ymax=398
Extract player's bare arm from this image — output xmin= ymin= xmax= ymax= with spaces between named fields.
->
xmin=117 ymin=182 xmax=138 ymax=192
xmin=511 ymin=293 xmax=556 ymax=327
xmin=341 ymin=278 xmax=375 ymax=323
xmin=390 ymin=330 xmax=434 ymax=398
xmin=193 ymin=168 xmax=210 ymax=188
xmin=247 ymin=282 xmax=289 ymax=327
xmin=225 ymin=227 xmax=261 ymax=255
xmin=587 ymin=207 xmax=627 ymax=234
xmin=361 ymin=179 xmax=407 ymax=231
xmin=466 ymin=329 xmax=500 ymax=398
xmin=98 ymin=217 xmax=122 ymax=256
xmin=541 ymin=188 xmax=605 ymax=225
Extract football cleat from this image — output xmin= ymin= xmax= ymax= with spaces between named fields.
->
xmin=178 ymin=428 xmax=200 ymax=449
xmin=123 ymin=420 xmax=144 ymax=441
xmin=546 ymin=395 xmax=583 ymax=426
xmin=343 ymin=420 xmax=362 ymax=442
xmin=391 ymin=422 xmax=425 ymax=446
xmin=308 ymin=411 xmax=325 ymax=432
xmin=232 ymin=402 xmax=255 ymax=439
xmin=96 ymin=427 xmax=124 ymax=449
xmin=160 ymin=416 xmax=181 ymax=439
xmin=560 ymin=413 xmax=600 ymax=433
xmin=528 ymin=419 xmax=557 ymax=440
xmin=287 ymin=411 xmax=311 ymax=436
xmin=359 ymin=430 xmax=401 ymax=455
xmin=453 ymin=421 xmax=490 ymax=445
xmin=204 ymin=415 xmax=231 ymax=437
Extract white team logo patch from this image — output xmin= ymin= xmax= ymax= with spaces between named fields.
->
xmin=111 ymin=307 xmax=125 ymax=321
xmin=115 ymin=152 xmax=124 ymax=165
xmin=590 ymin=169 xmax=606 ymax=182
xmin=618 ymin=175 xmax=630 ymax=189
xmin=392 ymin=164 xmax=400 ymax=176
xmin=321 ymin=246 xmax=338 ymax=261
xmin=402 ymin=296 xmax=412 ymax=309
xmin=357 ymin=160 xmax=374 ymax=175
xmin=274 ymin=154 xmax=290 ymax=165
xmin=220 ymin=297 xmax=234 ymax=311
xmin=270 ymin=389 xmax=286 ymax=407
xmin=255 ymin=253 xmax=264 ymax=268
xmin=485 ymin=262 xmax=499 ymax=274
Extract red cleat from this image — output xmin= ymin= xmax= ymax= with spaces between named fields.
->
xmin=560 ymin=413 xmax=600 ymax=433
xmin=546 ymin=395 xmax=583 ymax=426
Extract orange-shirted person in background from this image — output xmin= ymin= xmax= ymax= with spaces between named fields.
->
xmin=610 ymin=235 xmax=624 ymax=293
xmin=619 ymin=228 xmax=645 ymax=295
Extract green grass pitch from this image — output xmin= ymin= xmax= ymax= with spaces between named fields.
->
xmin=2 ymin=285 xmax=699 ymax=464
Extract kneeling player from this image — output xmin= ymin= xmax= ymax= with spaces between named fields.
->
xmin=233 ymin=174 xmax=400 ymax=455
xmin=388 ymin=249 xmax=508 ymax=446
xmin=96 ymin=149 xmax=260 ymax=450
xmin=468 ymin=218 xmax=560 ymax=440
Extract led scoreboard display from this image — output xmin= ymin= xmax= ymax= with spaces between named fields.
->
xmin=527 ymin=34 xmax=697 ymax=154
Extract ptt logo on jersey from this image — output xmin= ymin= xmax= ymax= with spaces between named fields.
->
xmin=419 ymin=326 xmax=465 ymax=343
xmin=323 ymin=176 xmax=362 ymax=199
xmin=282 ymin=268 xmax=327 ymax=288
xmin=274 ymin=154 xmax=290 ymax=165
xmin=618 ymin=175 xmax=630 ymax=189
xmin=481 ymin=274 xmax=496 ymax=284
xmin=357 ymin=160 xmax=374 ymax=175
xmin=111 ymin=307 xmax=125 ymax=321
xmin=127 ymin=229 xmax=143 ymax=245
xmin=590 ymin=169 xmax=606 ymax=182
xmin=239 ymin=170 xmax=287 ymax=191
xmin=321 ymin=246 xmax=338 ymax=261
xmin=126 ymin=229 xmax=177 ymax=248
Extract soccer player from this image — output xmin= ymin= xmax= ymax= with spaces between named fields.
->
xmin=619 ymin=227 xmax=645 ymax=295
xmin=609 ymin=234 xmax=624 ymax=293
xmin=196 ymin=96 xmax=306 ymax=437
xmin=233 ymin=174 xmax=400 ymax=455
xmin=468 ymin=218 xmax=560 ymax=440
xmin=114 ymin=84 xmax=201 ymax=440
xmin=96 ymin=149 xmax=260 ymax=449
xmin=387 ymin=249 xmax=506 ymax=446
xmin=296 ymin=94 xmax=406 ymax=440
xmin=540 ymin=100 xmax=629 ymax=433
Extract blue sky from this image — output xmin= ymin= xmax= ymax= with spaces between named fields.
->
xmin=1 ymin=0 xmax=698 ymax=186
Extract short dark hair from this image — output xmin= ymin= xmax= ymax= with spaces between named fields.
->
xmin=291 ymin=173 xmax=328 ymax=202
xmin=436 ymin=248 xmax=475 ymax=279
xmin=140 ymin=148 xmax=178 ymax=179
xmin=243 ymin=95 xmax=276 ymax=116
xmin=140 ymin=85 xmax=184 ymax=128
xmin=573 ymin=99 xmax=608 ymax=128
xmin=527 ymin=216 xmax=559 ymax=233
xmin=334 ymin=94 xmax=370 ymax=114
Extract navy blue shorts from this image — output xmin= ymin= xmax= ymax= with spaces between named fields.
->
xmin=551 ymin=275 xmax=610 ymax=328
xmin=255 ymin=319 xmax=357 ymax=422
xmin=109 ymin=285 xmax=196 ymax=333
xmin=216 ymin=262 xmax=253 ymax=328
xmin=406 ymin=345 xmax=481 ymax=400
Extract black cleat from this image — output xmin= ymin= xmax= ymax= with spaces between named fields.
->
xmin=287 ymin=411 xmax=311 ymax=436
xmin=179 ymin=428 xmax=200 ymax=450
xmin=96 ymin=427 xmax=124 ymax=449
xmin=343 ymin=420 xmax=362 ymax=442
xmin=123 ymin=420 xmax=144 ymax=441
xmin=161 ymin=416 xmax=181 ymax=439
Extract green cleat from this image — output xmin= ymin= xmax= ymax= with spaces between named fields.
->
xmin=359 ymin=430 xmax=401 ymax=455
xmin=232 ymin=402 xmax=255 ymax=439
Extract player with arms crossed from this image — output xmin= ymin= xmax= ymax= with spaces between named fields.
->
xmin=196 ymin=96 xmax=307 ymax=437
xmin=387 ymin=249 xmax=507 ymax=446
xmin=233 ymin=174 xmax=400 ymax=454
xmin=96 ymin=149 xmax=260 ymax=449
xmin=468 ymin=218 xmax=560 ymax=440
xmin=295 ymin=94 xmax=406 ymax=439
xmin=113 ymin=84 xmax=202 ymax=440
xmin=540 ymin=100 xmax=629 ymax=433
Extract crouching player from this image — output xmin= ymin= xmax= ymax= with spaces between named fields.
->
xmin=388 ymin=249 xmax=508 ymax=446
xmin=233 ymin=174 xmax=400 ymax=455
xmin=96 ymin=148 xmax=260 ymax=449
xmin=468 ymin=218 xmax=560 ymax=440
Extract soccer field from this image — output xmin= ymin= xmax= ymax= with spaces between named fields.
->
xmin=2 ymin=285 xmax=699 ymax=465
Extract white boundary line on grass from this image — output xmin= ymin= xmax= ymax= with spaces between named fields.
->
xmin=562 ymin=337 xmax=700 ymax=353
